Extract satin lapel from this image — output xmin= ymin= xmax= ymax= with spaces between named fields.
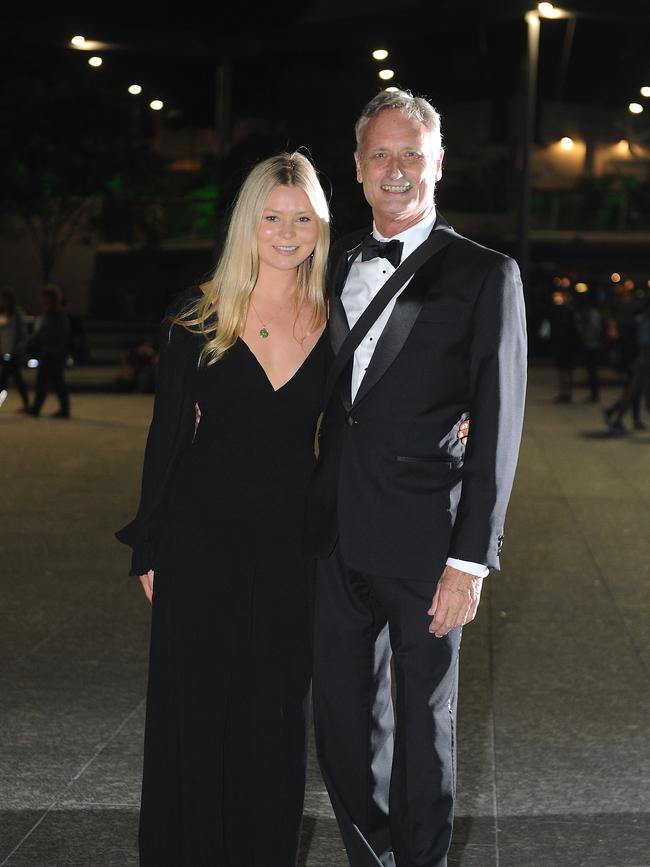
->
xmin=327 ymin=239 xmax=362 ymax=355
xmin=328 ymin=296 xmax=349 ymax=357
xmin=352 ymin=225 xmax=455 ymax=407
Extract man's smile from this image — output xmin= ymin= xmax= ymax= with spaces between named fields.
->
xmin=380 ymin=183 xmax=412 ymax=193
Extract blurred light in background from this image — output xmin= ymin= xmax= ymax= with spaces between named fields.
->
xmin=378 ymin=69 xmax=395 ymax=81
xmin=537 ymin=2 xmax=564 ymax=18
xmin=640 ymin=86 xmax=650 ymax=97
xmin=88 ymin=56 xmax=103 ymax=68
xmin=149 ymin=100 xmax=164 ymax=111
xmin=628 ymin=102 xmax=643 ymax=114
xmin=610 ymin=273 xmax=621 ymax=283
xmin=27 ymin=359 xmax=39 ymax=369
xmin=385 ymin=86 xmax=399 ymax=93
xmin=128 ymin=84 xmax=143 ymax=95
xmin=560 ymin=136 xmax=574 ymax=150
xmin=71 ymin=35 xmax=86 ymax=47
xmin=575 ymin=282 xmax=589 ymax=293
xmin=623 ymin=279 xmax=635 ymax=289
xmin=372 ymin=49 xmax=389 ymax=60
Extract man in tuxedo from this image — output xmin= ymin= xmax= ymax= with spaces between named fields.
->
xmin=306 ymin=90 xmax=527 ymax=867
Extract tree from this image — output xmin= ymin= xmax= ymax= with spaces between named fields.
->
xmin=0 ymin=66 xmax=164 ymax=282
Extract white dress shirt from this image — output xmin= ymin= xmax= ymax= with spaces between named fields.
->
xmin=341 ymin=210 xmax=489 ymax=579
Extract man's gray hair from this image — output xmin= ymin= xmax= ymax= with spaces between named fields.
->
xmin=355 ymin=89 xmax=442 ymax=154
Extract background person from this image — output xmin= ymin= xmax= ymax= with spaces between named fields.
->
xmin=26 ymin=284 xmax=71 ymax=418
xmin=0 ymin=287 xmax=30 ymax=411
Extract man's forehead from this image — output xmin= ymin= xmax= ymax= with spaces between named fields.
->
xmin=361 ymin=113 xmax=437 ymax=146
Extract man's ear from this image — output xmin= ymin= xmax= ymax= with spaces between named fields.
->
xmin=354 ymin=151 xmax=363 ymax=184
xmin=435 ymin=148 xmax=445 ymax=182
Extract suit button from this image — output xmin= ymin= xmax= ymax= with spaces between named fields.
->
xmin=347 ymin=415 xmax=356 ymax=426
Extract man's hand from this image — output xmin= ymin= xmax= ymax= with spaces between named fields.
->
xmin=139 ymin=569 xmax=154 ymax=603
xmin=428 ymin=565 xmax=483 ymax=638
xmin=458 ymin=418 xmax=469 ymax=446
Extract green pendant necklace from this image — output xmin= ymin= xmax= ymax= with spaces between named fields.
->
xmin=250 ymin=299 xmax=271 ymax=338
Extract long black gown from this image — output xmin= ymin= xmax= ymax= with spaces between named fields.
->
xmin=116 ymin=290 xmax=326 ymax=866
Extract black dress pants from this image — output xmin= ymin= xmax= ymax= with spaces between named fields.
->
xmin=32 ymin=354 xmax=69 ymax=415
xmin=312 ymin=543 xmax=460 ymax=867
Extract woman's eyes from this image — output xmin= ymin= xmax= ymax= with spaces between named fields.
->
xmin=263 ymin=215 xmax=312 ymax=223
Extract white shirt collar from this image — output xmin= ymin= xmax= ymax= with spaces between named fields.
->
xmin=372 ymin=208 xmax=437 ymax=252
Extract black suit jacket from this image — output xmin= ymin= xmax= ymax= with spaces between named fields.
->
xmin=304 ymin=217 xmax=527 ymax=579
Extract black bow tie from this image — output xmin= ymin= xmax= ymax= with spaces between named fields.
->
xmin=360 ymin=234 xmax=403 ymax=269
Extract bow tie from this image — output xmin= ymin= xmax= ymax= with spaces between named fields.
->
xmin=360 ymin=234 xmax=403 ymax=269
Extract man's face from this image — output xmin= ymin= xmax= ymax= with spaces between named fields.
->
xmin=354 ymin=109 xmax=444 ymax=234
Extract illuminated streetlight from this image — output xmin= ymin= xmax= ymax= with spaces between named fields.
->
xmin=128 ymin=84 xmax=142 ymax=95
xmin=537 ymin=2 xmax=564 ymax=18
xmin=71 ymin=35 xmax=86 ymax=47
xmin=372 ymin=49 xmax=389 ymax=61
xmin=629 ymin=102 xmax=643 ymax=114
xmin=378 ymin=69 xmax=395 ymax=81
xmin=149 ymin=99 xmax=164 ymax=111
xmin=560 ymin=136 xmax=574 ymax=150
xmin=88 ymin=56 xmax=103 ymax=67
xmin=640 ymin=86 xmax=650 ymax=98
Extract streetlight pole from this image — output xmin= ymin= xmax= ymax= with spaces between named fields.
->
xmin=517 ymin=10 xmax=540 ymax=290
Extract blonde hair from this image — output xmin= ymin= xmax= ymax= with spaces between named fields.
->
xmin=175 ymin=152 xmax=330 ymax=365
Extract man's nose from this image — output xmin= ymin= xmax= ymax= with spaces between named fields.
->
xmin=386 ymin=158 xmax=404 ymax=179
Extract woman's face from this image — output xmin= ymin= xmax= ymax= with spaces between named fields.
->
xmin=257 ymin=185 xmax=319 ymax=273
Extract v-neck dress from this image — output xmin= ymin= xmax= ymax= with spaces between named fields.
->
xmin=116 ymin=290 xmax=327 ymax=867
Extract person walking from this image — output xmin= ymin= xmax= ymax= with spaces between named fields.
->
xmin=0 ymin=287 xmax=30 ymax=410
xmin=27 ymin=284 xmax=71 ymax=418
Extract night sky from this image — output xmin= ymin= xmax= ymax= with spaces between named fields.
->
xmin=2 ymin=1 xmax=650 ymax=232
xmin=5 ymin=2 xmax=650 ymax=128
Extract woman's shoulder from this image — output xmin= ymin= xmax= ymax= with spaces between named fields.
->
xmin=164 ymin=283 xmax=205 ymax=320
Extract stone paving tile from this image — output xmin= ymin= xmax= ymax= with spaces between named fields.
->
xmin=496 ymin=813 xmax=649 ymax=867
xmin=0 ymin=808 xmax=139 ymax=867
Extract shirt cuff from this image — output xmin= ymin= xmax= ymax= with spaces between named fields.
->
xmin=446 ymin=557 xmax=489 ymax=578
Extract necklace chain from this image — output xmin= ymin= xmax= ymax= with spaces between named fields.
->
xmin=249 ymin=295 xmax=300 ymax=339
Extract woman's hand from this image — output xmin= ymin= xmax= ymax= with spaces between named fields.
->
xmin=458 ymin=418 xmax=470 ymax=447
xmin=139 ymin=569 xmax=154 ymax=603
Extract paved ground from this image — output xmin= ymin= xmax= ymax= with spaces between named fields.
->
xmin=0 ymin=367 xmax=648 ymax=867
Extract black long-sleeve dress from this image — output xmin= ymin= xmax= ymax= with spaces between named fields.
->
xmin=116 ymin=290 xmax=326 ymax=866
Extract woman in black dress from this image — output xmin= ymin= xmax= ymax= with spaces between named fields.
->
xmin=116 ymin=152 xmax=330 ymax=866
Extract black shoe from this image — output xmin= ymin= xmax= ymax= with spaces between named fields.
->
xmin=52 ymin=410 xmax=70 ymax=419
xmin=26 ymin=407 xmax=40 ymax=417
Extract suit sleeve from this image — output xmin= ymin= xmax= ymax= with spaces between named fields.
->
xmin=115 ymin=307 xmax=196 ymax=576
xmin=447 ymin=255 xmax=527 ymax=570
